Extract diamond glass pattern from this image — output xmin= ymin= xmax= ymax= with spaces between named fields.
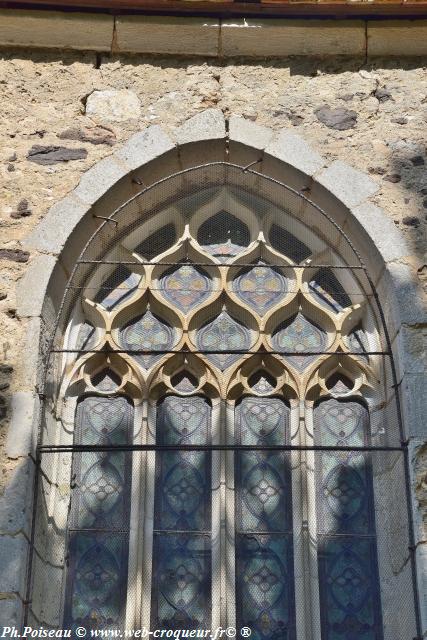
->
xmin=196 ymin=310 xmax=252 ymax=370
xmin=120 ymin=308 xmax=177 ymax=369
xmin=232 ymin=261 xmax=288 ymax=315
xmin=271 ymin=312 xmax=327 ymax=371
xmin=151 ymin=396 xmax=211 ymax=630
xmin=315 ymin=398 xmax=383 ymax=639
xmin=235 ymin=398 xmax=295 ymax=640
xmin=159 ymin=263 xmax=212 ymax=313
xmin=64 ymin=397 xmax=133 ymax=631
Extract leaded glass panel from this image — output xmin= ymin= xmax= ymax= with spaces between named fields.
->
xmin=64 ymin=396 xmax=133 ymax=631
xmin=268 ymin=224 xmax=311 ymax=264
xmin=94 ymin=268 xmax=140 ymax=311
xmin=235 ymin=397 xmax=295 ymax=640
xmin=271 ymin=312 xmax=327 ymax=371
xmin=196 ymin=310 xmax=252 ymax=370
xmin=232 ymin=261 xmax=288 ymax=315
xmin=151 ymin=396 xmax=212 ymax=629
xmin=159 ymin=263 xmax=212 ymax=313
xmin=314 ymin=398 xmax=383 ymax=639
xmin=119 ymin=308 xmax=177 ymax=369
xmin=309 ymin=269 xmax=351 ymax=313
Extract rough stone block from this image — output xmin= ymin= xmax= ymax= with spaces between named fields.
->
xmin=23 ymin=195 xmax=91 ymax=256
xmin=115 ymin=126 xmax=175 ymax=172
xmin=74 ymin=156 xmax=130 ymax=206
xmin=174 ymin=109 xmax=226 ymax=146
xmin=0 ymin=10 xmax=113 ymax=51
xmin=85 ymin=90 xmax=141 ymax=122
xmin=0 ymin=460 xmax=34 ymax=536
xmin=6 ymin=392 xmax=38 ymax=459
xmin=350 ymin=202 xmax=411 ymax=265
xmin=16 ymin=255 xmax=58 ymax=319
xmin=221 ymin=19 xmax=365 ymax=57
xmin=116 ymin=16 xmax=220 ymax=56
xmin=0 ymin=597 xmax=23 ymax=628
xmin=265 ymin=130 xmax=325 ymax=177
xmin=367 ymin=20 xmax=427 ymax=57
xmin=0 ymin=534 xmax=28 ymax=596
xmin=386 ymin=262 xmax=427 ymax=326
xmin=316 ymin=160 xmax=379 ymax=208
xmin=402 ymin=374 xmax=427 ymax=438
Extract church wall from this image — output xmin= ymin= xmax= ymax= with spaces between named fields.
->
xmin=0 ymin=48 xmax=426 ymax=628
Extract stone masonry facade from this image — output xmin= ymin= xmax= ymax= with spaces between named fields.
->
xmin=0 ymin=45 xmax=426 ymax=629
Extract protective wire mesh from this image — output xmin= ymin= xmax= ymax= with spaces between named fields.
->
xmin=26 ymin=163 xmax=421 ymax=638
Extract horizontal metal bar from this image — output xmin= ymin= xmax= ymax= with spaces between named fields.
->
xmin=37 ymin=444 xmax=405 ymax=453
xmin=68 ymin=528 xmax=129 ymax=533
xmin=50 ymin=349 xmax=389 ymax=355
xmin=154 ymin=529 xmax=210 ymax=535
xmin=76 ymin=260 xmax=367 ymax=269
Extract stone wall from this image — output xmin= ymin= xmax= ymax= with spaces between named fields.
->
xmin=0 ymin=48 xmax=426 ymax=626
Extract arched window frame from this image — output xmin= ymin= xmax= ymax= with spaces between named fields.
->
xmin=20 ymin=116 xmax=424 ymax=640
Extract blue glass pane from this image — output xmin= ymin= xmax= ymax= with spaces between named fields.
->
xmin=64 ymin=397 xmax=133 ymax=630
xmin=159 ymin=263 xmax=212 ymax=313
xmin=271 ymin=312 xmax=327 ymax=371
xmin=236 ymin=534 xmax=295 ymax=640
xmin=151 ymin=533 xmax=211 ymax=630
xmin=232 ymin=261 xmax=288 ymax=315
xmin=235 ymin=398 xmax=295 ymax=639
xmin=119 ymin=308 xmax=177 ymax=369
xmin=196 ymin=310 xmax=252 ymax=370
xmin=65 ymin=532 xmax=129 ymax=631
xmin=315 ymin=399 xmax=383 ymax=639
xmin=155 ymin=450 xmax=210 ymax=531
xmin=318 ymin=537 xmax=383 ymax=640
xmin=152 ymin=396 xmax=212 ymax=629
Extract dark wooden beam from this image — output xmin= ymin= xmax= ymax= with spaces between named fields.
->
xmin=0 ymin=0 xmax=426 ymax=18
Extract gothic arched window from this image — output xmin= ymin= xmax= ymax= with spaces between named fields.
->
xmin=28 ymin=173 xmax=417 ymax=640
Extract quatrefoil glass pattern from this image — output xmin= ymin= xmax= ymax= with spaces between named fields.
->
xmin=119 ymin=308 xmax=177 ymax=369
xmin=271 ymin=312 xmax=327 ymax=371
xmin=196 ymin=310 xmax=252 ymax=370
xmin=65 ymin=397 xmax=133 ymax=630
xmin=315 ymin=398 xmax=382 ymax=638
xmin=159 ymin=263 xmax=212 ymax=313
xmin=232 ymin=261 xmax=288 ymax=315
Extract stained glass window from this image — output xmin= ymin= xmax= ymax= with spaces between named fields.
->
xmin=151 ymin=396 xmax=212 ymax=630
xmin=235 ymin=397 xmax=296 ymax=640
xmin=64 ymin=396 xmax=133 ymax=631
xmin=271 ymin=312 xmax=327 ymax=371
xmin=159 ymin=263 xmax=212 ymax=313
xmin=60 ymin=193 xmax=396 ymax=640
xmin=314 ymin=398 xmax=383 ymax=639
xmin=196 ymin=309 xmax=252 ymax=370
xmin=232 ymin=261 xmax=288 ymax=315
xmin=119 ymin=307 xmax=177 ymax=369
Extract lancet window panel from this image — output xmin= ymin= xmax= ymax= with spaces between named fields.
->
xmin=28 ymin=172 xmax=418 ymax=640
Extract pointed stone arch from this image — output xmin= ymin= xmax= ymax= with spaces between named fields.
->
xmin=5 ymin=108 xmax=426 ymax=633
